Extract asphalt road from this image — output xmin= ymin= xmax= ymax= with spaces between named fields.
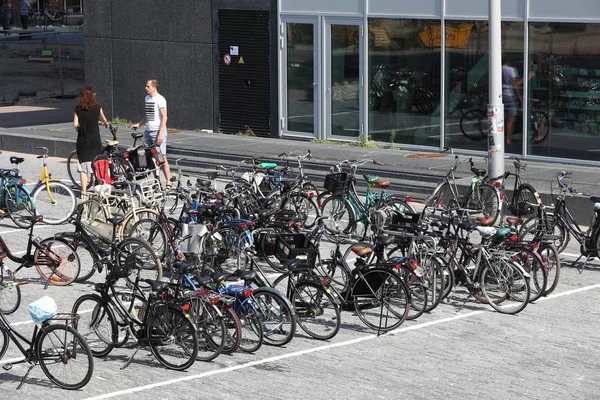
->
xmin=0 ymin=151 xmax=599 ymax=399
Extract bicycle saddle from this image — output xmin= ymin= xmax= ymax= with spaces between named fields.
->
xmin=457 ymin=220 xmax=478 ymax=231
xmin=24 ymin=214 xmax=43 ymax=223
xmin=350 ymin=245 xmax=373 ymax=257
xmin=105 ymin=140 xmax=119 ymax=146
xmin=107 ymin=216 xmax=124 ymax=225
xmin=196 ymin=178 xmax=212 ymax=187
xmin=210 ymin=271 xmax=230 ymax=282
xmin=589 ymin=196 xmax=600 ymax=203
xmin=232 ymin=269 xmax=257 ymax=281
xmin=470 ymin=167 xmax=487 ymax=177
xmin=171 ymin=261 xmax=195 ymax=274
xmin=194 ymin=274 xmax=212 ymax=287
xmin=10 ymin=156 xmax=24 ymax=165
xmin=281 ymin=258 xmax=309 ymax=271
xmin=131 ymin=132 xmax=144 ymax=140
xmin=141 ymin=279 xmax=175 ymax=293
xmin=505 ymin=216 xmax=524 ymax=226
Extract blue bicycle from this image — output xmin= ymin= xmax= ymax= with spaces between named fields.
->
xmin=0 ymin=155 xmax=36 ymax=229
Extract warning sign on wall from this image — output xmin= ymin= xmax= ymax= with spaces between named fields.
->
xmin=238 ymin=56 xmax=245 ymax=64
xmin=224 ymin=54 xmax=231 ymax=65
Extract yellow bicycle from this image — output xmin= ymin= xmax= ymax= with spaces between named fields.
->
xmin=31 ymin=147 xmax=76 ymax=225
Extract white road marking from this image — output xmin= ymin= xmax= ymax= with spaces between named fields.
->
xmin=82 ymin=282 xmax=600 ymax=400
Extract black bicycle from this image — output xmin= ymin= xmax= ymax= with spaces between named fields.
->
xmin=0 ymin=309 xmax=93 ymax=390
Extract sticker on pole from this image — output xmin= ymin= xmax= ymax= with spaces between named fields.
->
xmin=224 ymin=54 xmax=231 ymax=65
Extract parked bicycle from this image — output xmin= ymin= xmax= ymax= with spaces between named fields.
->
xmin=0 ymin=154 xmax=36 ymax=229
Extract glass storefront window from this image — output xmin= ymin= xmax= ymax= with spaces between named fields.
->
xmin=444 ymin=21 xmax=524 ymax=152
xmin=368 ymin=19 xmax=441 ymax=146
xmin=286 ymin=23 xmax=315 ymax=134
xmin=528 ymin=23 xmax=600 ymax=160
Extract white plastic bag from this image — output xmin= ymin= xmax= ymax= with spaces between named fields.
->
xmin=28 ymin=296 xmax=57 ymax=327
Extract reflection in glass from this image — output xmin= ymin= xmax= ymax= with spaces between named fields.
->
xmin=528 ymin=23 xmax=600 ymax=160
xmin=444 ymin=21 xmax=523 ymax=152
xmin=330 ymin=24 xmax=360 ymax=138
xmin=286 ymin=23 xmax=314 ymax=134
xmin=368 ymin=19 xmax=441 ymax=145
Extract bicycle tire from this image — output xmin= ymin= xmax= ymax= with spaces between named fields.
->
xmin=352 ymin=268 xmax=410 ymax=332
xmin=34 ymin=237 xmax=80 ymax=285
xmin=302 ymin=182 xmax=320 ymax=198
xmin=190 ymin=299 xmax=226 ymax=362
xmin=511 ymin=247 xmax=547 ymax=303
xmin=293 ymin=280 xmax=340 ymax=340
xmin=0 ymin=327 xmax=8 ymax=360
xmin=397 ymin=266 xmax=428 ymax=320
xmin=460 ymin=110 xmax=487 ymax=141
xmin=32 ymin=181 xmax=76 ymax=225
xmin=67 ymin=150 xmax=93 ymax=191
xmin=72 ymin=294 xmax=117 ymax=357
xmin=518 ymin=215 xmax=570 ymax=253
xmin=36 ymin=323 xmax=94 ymax=390
xmin=320 ymin=194 xmax=356 ymax=235
xmin=4 ymin=184 xmax=35 ymax=229
xmin=0 ymin=282 xmax=21 ymax=315
xmin=531 ymin=111 xmax=550 ymax=144
xmin=425 ymin=182 xmax=454 ymax=209
xmin=539 ymin=243 xmax=561 ymax=295
xmin=146 ymin=304 xmax=198 ymax=370
xmin=120 ymin=208 xmax=160 ymax=239
xmin=116 ymin=237 xmax=163 ymax=288
xmin=58 ymin=232 xmax=98 ymax=283
xmin=480 ymin=256 xmax=530 ymax=314
xmin=238 ymin=307 xmax=263 ymax=353
xmin=221 ymin=307 xmax=242 ymax=354
xmin=281 ymin=191 xmax=319 ymax=229
xmin=253 ymin=289 xmax=296 ymax=346
xmin=200 ymin=226 xmax=243 ymax=272
xmin=466 ymin=183 xmax=500 ymax=225
xmin=128 ymin=218 xmax=168 ymax=262
xmin=513 ymin=183 xmax=539 ymax=218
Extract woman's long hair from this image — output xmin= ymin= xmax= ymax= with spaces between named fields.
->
xmin=78 ymin=86 xmax=98 ymax=111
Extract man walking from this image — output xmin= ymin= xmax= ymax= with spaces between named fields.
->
xmin=19 ymin=0 xmax=30 ymax=30
xmin=131 ymin=79 xmax=171 ymax=188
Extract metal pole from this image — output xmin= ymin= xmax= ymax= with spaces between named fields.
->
xmin=57 ymin=31 xmax=64 ymax=97
xmin=487 ymin=0 xmax=504 ymax=180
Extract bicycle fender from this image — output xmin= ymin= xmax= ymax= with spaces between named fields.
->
xmin=509 ymin=259 xmax=531 ymax=279
xmin=252 ymin=287 xmax=296 ymax=316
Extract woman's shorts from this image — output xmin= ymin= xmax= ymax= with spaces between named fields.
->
xmin=77 ymin=161 xmax=93 ymax=174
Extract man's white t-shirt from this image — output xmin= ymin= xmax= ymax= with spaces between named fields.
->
xmin=144 ymin=94 xmax=167 ymax=132
xmin=502 ymin=65 xmax=518 ymax=99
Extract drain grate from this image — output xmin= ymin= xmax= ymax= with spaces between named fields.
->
xmin=404 ymin=153 xmax=447 ymax=159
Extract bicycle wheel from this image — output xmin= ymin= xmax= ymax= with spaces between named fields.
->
xmin=4 ymin=184 xmax=35 ymax=229
xmin=36 ymin=323 xmax=94 ymax=390
xmin=128 ymin=218 xmax=167 ymax=262
xmin=110 ymin=154 xmax=134 ymax=182
xmin=200 ymin=226 xmax=242 ymax=272
xmin=189 ymin=299 xmax=226 ymax=362
xmin=34 ymin=238 xmax=80 ymax=285
xmin=460 ymin=110 xmax=487 ymax=141
xmin=221 ymin=307 xmax=242 ymax=354
xmin=120 ymin=208 xmax=160 ymax=239
xmin=425 ymin=182 xmax=454 ymax=209
xmin=293 ymin=281 xmax=340 ymax=340
xmin=58 ymin=232 xmax=98 ymax=283
xmin=146 ymin=304 xmax=198 ymax=370
xmin=518 ymin=215 xmax=569 ymax=253
xmin=72 ymin=294 xmax=117 ymax=357
xmin=116 ymin=237 xmax=163 ymax=287
xmin=320 ymin=194 xmax=356 ymax=235
xmin=352 ymin=268 xmax=410 ymax=332
xmin=397 ymin=266 xmax=428 ymax=321
xmin=513 ymin=184 xmax=539 ymax=218
xmin=281 ymin=191 xmax=319 ymax=229
xmin=162 ymin=190 xmax=180 ymax=217
xmin=253 ymin=289 xmax=296 ymax=346
xmin=539 ymin=243 xmax=561 ymax=295
xmin=302 ymin=182 xmax=320 ymax=198
xmin=0 ymin=281 xmax=21 ymax=315
xmin=0 ymin=327 xmax=7 ymax=360
xmin=531 ymin=111 xmax=550 ymax=144
xmin=259 ymin=226 xmax=294 ymax=273
xmin=512 ymin=247 xmax=547 ymax=302
xmin=32 ymin=181 xmax=76 ymax=225
xmin=480 ymin=256 xmax=530 ymax=314
xmin=238 ymin=307 xmax=263 ymax=353
xmin=67 ymin=150 xmax=93 ymax=191
xmin=467 ymin=183 xmax=500 ymax=225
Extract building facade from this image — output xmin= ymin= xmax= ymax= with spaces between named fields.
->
xmin=86 ymin=0 xmax=600 ymax=163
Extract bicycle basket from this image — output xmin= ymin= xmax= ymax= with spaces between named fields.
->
xmin=323 ymin=172 xmax=349 ymax=194
xmin=387 ymin=212 xmax=421 ymax=233
xmin=274 ymin=233 xmax=318 ymax=268
xmin=138 ymin=178 xmax=164 ymax=206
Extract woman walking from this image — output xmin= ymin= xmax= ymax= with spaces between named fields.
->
xmin=73 ymin=86 xmax=109 ymax=197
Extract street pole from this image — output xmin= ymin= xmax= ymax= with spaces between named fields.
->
xmin=487 ymin=0 xmax=504 ymax=181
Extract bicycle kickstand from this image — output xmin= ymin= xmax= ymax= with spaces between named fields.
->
xmin=16 ymin=362 xmax=36 ymax=390
xmin=575 ymin=255 xmax=593 ymax=274
xmin=454 ymin=292 xmax=474 ymax=313
xmin=121 ymin=345 xmax=141 ymax=370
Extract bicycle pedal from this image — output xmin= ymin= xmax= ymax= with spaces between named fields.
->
xmin=2 ymin=363 xmax=12 ymax=371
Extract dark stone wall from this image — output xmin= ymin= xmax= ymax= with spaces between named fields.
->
xmin=85 ymin=0 xmax=275 ymax=133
